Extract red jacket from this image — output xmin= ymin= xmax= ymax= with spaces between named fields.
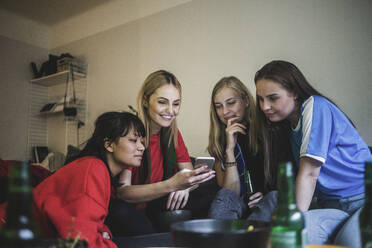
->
xmin=33 ymin=156 xmax=117 ymax=248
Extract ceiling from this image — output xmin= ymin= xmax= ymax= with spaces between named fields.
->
xmin=0 ymin=0 xmax=116 ymax=25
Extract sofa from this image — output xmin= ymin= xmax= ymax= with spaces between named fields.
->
xmin=0 ymin=159 xmax=51 ymax=203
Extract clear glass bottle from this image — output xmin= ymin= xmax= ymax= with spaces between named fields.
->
xmin=360 ymin=161 xmax=372 ymax=248
xmin=270 ymin=162 xmax=306 ymax=248
xmin=0 ymin=161 xmax=42 ymax=248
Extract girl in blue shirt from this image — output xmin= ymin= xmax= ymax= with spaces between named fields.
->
xmin=254 ymin=60 xmax=371 ymax=214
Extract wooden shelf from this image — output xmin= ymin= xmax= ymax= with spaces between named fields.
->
xmin=30 ymin=70 xmax=86 ymax=86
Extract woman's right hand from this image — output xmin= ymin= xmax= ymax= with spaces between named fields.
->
xmin=225 ymin=117 xmax=246 ymax=155
xmin=170 ymin=166 xmax=215 ymax=191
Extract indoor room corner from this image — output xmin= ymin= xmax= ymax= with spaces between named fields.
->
xmin=0 ymin=0 xmax=371 ymax=162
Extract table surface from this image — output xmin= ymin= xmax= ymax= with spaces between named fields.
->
xmin=113 ymin=232 xmax=173 ymax=248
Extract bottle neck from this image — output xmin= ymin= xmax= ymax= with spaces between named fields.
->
xmin=5 ymin=162 xmax=34 ymax=222
xmin=244 ymin=171 xmax=254 ymax=193
xmin=277 ymin=162 xmax=297 ymax=212
xmin=365 ymin=162 xmax=372 ymax=207
xmin=366 ymin=186 xmax=372 ymax=209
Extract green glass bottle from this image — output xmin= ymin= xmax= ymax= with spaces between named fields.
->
xmin=0 ymin=161 xmax=42 ymax=248
xmin=270 ymin=162 xmax=306 ymax=248
xmin=243 ymin=170 xmax=255 ymax=205
xmin=360 ymin=161 xmax=372 ymax=248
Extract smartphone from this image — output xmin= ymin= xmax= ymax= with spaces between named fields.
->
xmin=195 ymin=156 xmax=215 ymax=169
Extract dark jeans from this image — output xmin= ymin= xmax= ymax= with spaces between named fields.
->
xmin=147 ymin=177 xmax=220 ymax=219
xmin=106 ymin=178 xmax=220 ymax=236
xmin=113 ymin=232 xmax=172 ymax=248
xmin=105 ymin=199 xmax=155 ymax=237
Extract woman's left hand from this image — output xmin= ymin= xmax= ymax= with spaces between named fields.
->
xmin=247 ymin=192 xmax=263 ymax=208
xmin=166 ymin=189 xmax=190 ymax=210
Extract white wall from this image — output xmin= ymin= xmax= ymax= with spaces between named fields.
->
xmin=0 ymin=9 xmax=50 ymax=160
xmin=0 ymin=36 xmax=47 ymax=160
xmin=1 ymin=0 xmax=371 ymax=160
xmin=50 ymin=0 xmax=372 ymax=156
xmin=0 ymin=0 xmax=190 ymax=160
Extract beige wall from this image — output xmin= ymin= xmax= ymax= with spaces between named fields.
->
xmin=0 ymin=36 xmax=47 ymax=160
xmin=0 ymin=9 xmax=50 ymax=49
xmin=51 ymin=0 xmax=372 ymax=156
xmin=51 ymin=0 xmax=191 ymax=49
xmin=1 ymin=0 xmax=371 ymax=159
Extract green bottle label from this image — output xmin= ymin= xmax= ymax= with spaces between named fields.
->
xmin=271 ymin=228 xmax=306 ymax=248
xmin=362 ymin=229 xmax=372 ymax=248
xmin=365 ymin=243 xmax=372 ymax=248
xmin=8 ymin=185 xmax=32 ymax=193
xmin=301 ymin=228 xmax=307 ymax=248
xmin=271 ymin=229 xmax=297 ymax=248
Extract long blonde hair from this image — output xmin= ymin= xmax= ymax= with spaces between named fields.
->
xmin=207 ymin=76 xmax=259 ymax=164
xmin=137 ymin=70 xmax=181 ymax=146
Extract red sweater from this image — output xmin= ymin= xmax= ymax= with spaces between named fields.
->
xmin=131 ymin=130 xmax=191 ymax=184
xmin=33 ymin=156 xmax=117 ymax=248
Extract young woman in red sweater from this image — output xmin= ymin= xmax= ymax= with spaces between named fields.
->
xmin=32 ymin=112 xmax=145 ymax=247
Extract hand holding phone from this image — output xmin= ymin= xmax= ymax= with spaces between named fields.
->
xmin=194 ymin=156 xmax=215 ymax=169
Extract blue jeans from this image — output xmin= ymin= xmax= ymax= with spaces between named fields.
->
xmin=303 ymin=193 xmax=365 ymax=245
xmin=305 ymin=207 xmax=363 ymax=247
xmin=304 ymin=209 xmax=350 ymax=245
xmin=209 ymin=189 xmax=278 ymax=222
xmin=209 ymin=189 xmax=362 ymax=246
xmin=312 ymin=193 xmax=365 ymax=215
xmin=208 ymin=188 xmax=246 ymax=219
xmin=333 ymin=207 xmax=362 ymax=248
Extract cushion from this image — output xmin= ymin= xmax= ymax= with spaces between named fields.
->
xmin=64 ymin=145 xmax=81 ymax=165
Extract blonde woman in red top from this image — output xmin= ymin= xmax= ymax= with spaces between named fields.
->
xmin=108 ymin=70 xmax=216 ymax=235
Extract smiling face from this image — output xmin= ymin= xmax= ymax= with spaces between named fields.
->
xmin=105 ymin=128 xmax=145 ymax=174
xmin=213 ymin=86 xmax=247 ymax=125
xmin=256 ymin=79 xmax=299 ymax=126
xmin=147 ymin=84 xmax=181 ymax=134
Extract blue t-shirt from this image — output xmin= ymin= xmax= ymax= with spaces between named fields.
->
xmin=290 ymin=96 xmax=371 ymax=199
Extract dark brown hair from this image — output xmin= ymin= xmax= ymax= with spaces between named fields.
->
xmin=254 ymin=60 xmax=352 ymax=188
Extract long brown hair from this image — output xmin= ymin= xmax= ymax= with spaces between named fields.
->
xmin=137 ymin=70 xmax=181 ymax=146
xmin=254 ymin=60 xmax=352 ymax=188
xmin=207 ymin=76 xmax=259 ymax=164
